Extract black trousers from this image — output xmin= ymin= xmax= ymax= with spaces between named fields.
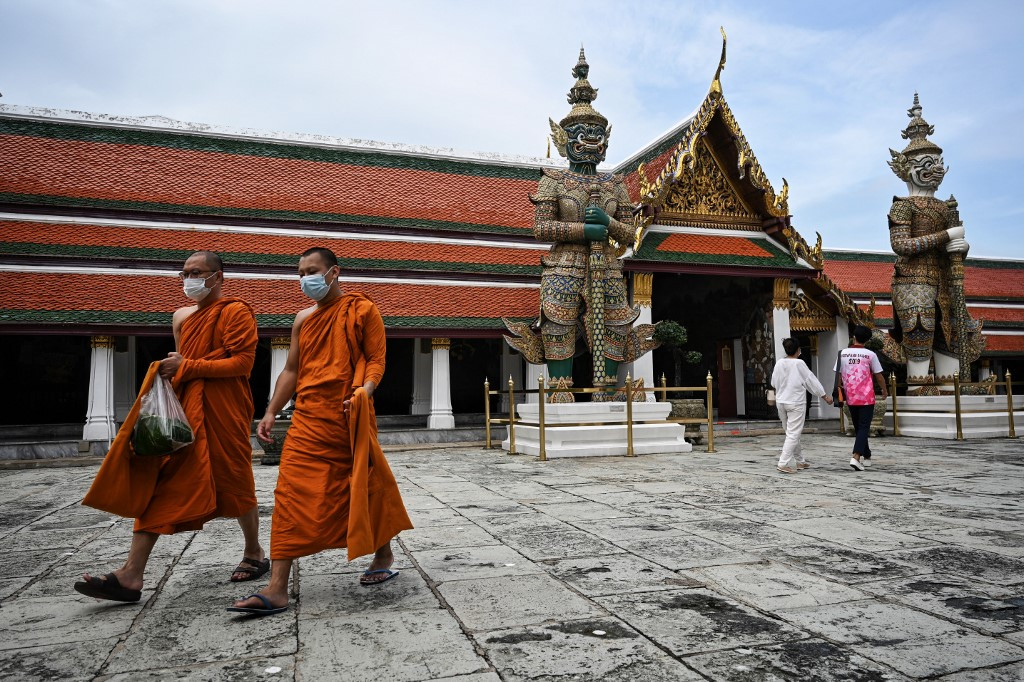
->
xmin=847 ymin=404 xmax=874 ymax=458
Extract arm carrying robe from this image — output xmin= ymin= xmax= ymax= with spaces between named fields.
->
xmin=82 ymin=298 xmax=259 ymax=534
xmin=270 ymin=292 xmax=412 ymax=560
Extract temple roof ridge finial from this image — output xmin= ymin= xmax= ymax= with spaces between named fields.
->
xmin=899 ymin=91 xmax=941 ymax=156
xmin=710 ymin=26 xmax=727 ymax=96
xmin=557 ymin=45 xmax=607 ymax=128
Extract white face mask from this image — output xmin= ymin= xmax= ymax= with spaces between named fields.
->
xmin=183 ymin=273 xmax=217 ymax=301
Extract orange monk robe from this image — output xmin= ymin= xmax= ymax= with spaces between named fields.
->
xmin=271 ymin=293 xmax=412 ymax=561
xmin=83 ymin=298 xmax=259 ymax=534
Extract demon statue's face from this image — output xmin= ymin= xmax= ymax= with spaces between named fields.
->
xmin=563 ymin=121 xmax=609 ymax=166
xmin=907 ymin=153 xmax=946 ymax=191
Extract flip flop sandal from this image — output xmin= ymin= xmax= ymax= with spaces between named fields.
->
xmin=73 ymin=573 xmax=142 ymax=603
xmin=360 ymin=568 xmax=399 ymax=586
xmin=226 ymin=593 xmax=288 ymax=616
xmin=230 ymin=557 xmax=270 ymax=582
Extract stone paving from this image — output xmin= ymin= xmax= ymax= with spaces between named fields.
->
xmin=1 ymin=433 xmax=1023 ymax=681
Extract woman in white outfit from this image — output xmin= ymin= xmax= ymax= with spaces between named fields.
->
xmin=770 ymin=338 xmax=833 ymax=473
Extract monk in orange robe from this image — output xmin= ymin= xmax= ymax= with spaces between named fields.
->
xmin=229 ymin=247 xmax=411 ymax=616
xmin=76 ymin=251 xmax=266 ymax=603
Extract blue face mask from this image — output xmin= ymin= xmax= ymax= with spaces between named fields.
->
xmin=300 ymin=267 xmax=336 ymax=301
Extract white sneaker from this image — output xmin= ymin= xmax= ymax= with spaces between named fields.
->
xmin=850 ymin=457 xmax=864 ymax=471
xmin=861 ymin=458 xmax=871 ymax=468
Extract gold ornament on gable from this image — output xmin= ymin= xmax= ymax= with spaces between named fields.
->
xmin=661 ymin=140 xmax=758 ymax=222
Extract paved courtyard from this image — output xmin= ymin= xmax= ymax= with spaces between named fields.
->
xmin=1 ymin=432 xmax=1023 ymax=681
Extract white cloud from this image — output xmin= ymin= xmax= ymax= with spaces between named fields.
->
xmin=1 ymin=0 xmax=1021 ymax=257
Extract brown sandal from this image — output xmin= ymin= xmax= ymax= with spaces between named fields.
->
xmin=230 ymin=557 xmax=270 ymax=582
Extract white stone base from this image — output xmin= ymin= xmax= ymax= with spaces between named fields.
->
xmin=501 ymin=402 xmax=692 ymax=458
xmin=885 ymin=395 xmax=1024 ymax=439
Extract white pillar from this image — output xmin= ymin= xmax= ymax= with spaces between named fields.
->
xmin=83 ymin=335 xmax=118 ymax=442
xmin=410 ymin=339 xmax=432 ymax=415
xmin=808 ymin=338 xmax=822 ymax=419
xmin=979 ymin=360 xmax=991 ymax=381
xmin=732 ymin=338 xmax=746 ymax=416
xmin=269 ymin=336 xmax=292 ymax=410
xmin=427 ymin=337 xmax=455 ymax=429
xmin=814 ymin=315 xmax=849 ymax=419
xmin=113 ymin=336 xmax=136 ymax=423
xmin=499 ymin=344 xmax=523 ymax=412
xmin=771 ymin=278 xmax=792 ymax=371
xmin=525 ymin=363 xmax=547 ymax=404
xmin=632 ymin=272 xmax=656 ymax=401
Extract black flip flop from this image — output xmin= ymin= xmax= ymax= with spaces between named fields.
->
xmin=360 ymin=568 xmax=399 ymax=586
xmin=229 ymin=557 xmax=270 ymax=582
xmin=226 ymin=593 xmax=288 ymax=616
xmin=73 ymin=573 xmax=142 ymax=603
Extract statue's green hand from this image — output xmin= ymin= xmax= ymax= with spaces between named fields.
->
xmin=584 ymin=205 xmax=610 ymax=226
xmin=584 ymin=222 xmax=608 ymax=241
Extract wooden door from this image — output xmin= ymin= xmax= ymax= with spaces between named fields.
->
xmin=716 ymin=340 xmax=737 ymax=419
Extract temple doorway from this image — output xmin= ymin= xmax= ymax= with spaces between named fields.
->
xmin=716 ymin=339 xmax=737 ymax=418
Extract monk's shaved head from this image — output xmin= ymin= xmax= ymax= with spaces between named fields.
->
xmin=189 ymin=250 xmax=224 ymax=272
xmin=301 ymin=247 xmax=338 ymax=269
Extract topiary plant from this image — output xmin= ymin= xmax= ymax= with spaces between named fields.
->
xmin=654 ymin=320 xmax=703 ymax=388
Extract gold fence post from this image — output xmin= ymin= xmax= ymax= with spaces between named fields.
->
xmin=1007 ymin=370 xmax=1017 ymax=439
xmin=625 ymin=373 xmax=635 ymax=457
xmin=889 ymin=372 xmax=900 ymax=437
xmin=537 ymin=373 xmax=547 ymax=462
xmin=660 ymin=373 xmax=667 ymax=402
xmin=705 ymin=371 xmax=716 ymax=453
xmin=484 ymin=377 xmax=491 ymax=448
xmin=507 ymin=375 xmax=516 ymax=455
xmin=953 ymin=374 xmax=963 ymax=440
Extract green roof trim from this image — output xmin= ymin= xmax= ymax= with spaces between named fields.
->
xmin=0 ymin=192 xmax=532 ymax=236
xmin=0 ymin=117 xmax=543 ymax=181
xmin=0 ymin=241 xmax=543 ymax=276
xmin=632 ymin=232 xmax=806 ymax=268
xmin=823 ymin=251 xmax=897 ymax=264
xmin=824 ymin=250 xmax=1024 ymax=270
xmin=869 ymin=317 xmax=1022 ymax=330
xmin=0 ymin=309 xmax=531 ymax=330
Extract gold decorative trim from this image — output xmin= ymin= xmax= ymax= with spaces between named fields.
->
xmin=773 ymin=278 xmax=791 ymax=310
xmin=90 ymin=335 xmax=116 ymax=349
xmin=781 ymin=227 xmax=824 ymax=270
xmin=431 ymin=337 xmax=451 ymax=351
xmin=790 ymin=317 xmax=834 ymax=333
xmin=270 ymin=336 xmax=290 ymax=350
xmin=632 ymin=272 xmax=653 ymax=308
xmin=808 ymin=335 xmax=819 ymax=354
xmin=790 ymin=290 xmax=835 ymax=330
xmin=815 ymin=270 xmax=874 ymax=327
xmin=660 ymin=138 xmax=759 ymax=221
xmin=654 ymin=214 xmax=762 ymax=229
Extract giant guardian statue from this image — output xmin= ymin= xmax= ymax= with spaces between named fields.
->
xmin=504 ymin=49 xmax=656 ymax=402
xmin=883 ymin=95 xmax=984 ymax=393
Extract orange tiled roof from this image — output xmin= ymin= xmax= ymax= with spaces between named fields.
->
xmin=632 ymin=231 xmax=805 ymax=269
xmin=984 ymin=335 xmax=1024 ymax=352
xmin=0 ymin=220 xmax=544 ymax=275
xmin=0 ymin=117 xmax=540 ymax=235
xmin=823 ymin=252 xmax=1024 ymax=300
xmin=0 ymin=271 xmax=539 ymax=330
xmin=862 ymin=303 xmax=1024 ymax=327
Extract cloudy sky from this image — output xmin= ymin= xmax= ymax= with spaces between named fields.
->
xmin=2 ymin=0 xmax=1022 ymax=257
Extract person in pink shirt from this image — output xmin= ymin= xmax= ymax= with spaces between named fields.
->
xmin=835 ymin=326 xmax=888 ymax=471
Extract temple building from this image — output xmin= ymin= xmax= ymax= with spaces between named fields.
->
xmin=1 ymin=69 xmax=1021 ymax=454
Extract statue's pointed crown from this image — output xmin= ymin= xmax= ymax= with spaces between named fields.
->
xmin=559 ymin=46 xmax=608 ymax=129
xmin=898 ymin=93 xmax=942 ymax=157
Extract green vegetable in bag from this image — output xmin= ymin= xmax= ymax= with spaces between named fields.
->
xmin=132 ymin=374 xmax=194 ymax=456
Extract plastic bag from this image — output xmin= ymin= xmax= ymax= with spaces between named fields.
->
xmin=132 ymin=374 xmax=194 ymax=456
